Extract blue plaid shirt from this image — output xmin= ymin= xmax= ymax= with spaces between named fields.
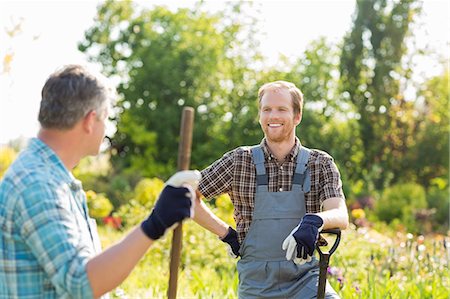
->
xmin=0 ymin=138 xmax=96 ymax=298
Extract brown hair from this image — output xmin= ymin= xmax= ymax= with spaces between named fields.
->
xmin=258 ymin=81 xmax=303 ymax=116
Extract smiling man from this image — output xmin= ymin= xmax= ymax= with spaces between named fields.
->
xmin=193 ymin=81 xmax=349 ymax=298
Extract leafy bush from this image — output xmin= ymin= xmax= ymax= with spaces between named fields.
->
xmin=375 ymin=183 xmax=427 ymax=233
xmin=0 ymin=146 xmax=17 ymax=178
xmin=115 ymin=199 xmax=149 ymax=227
xmin=134 ymin=178 xmax=164 ymax=206
xmin=426 ymin=178 xmax=449 ymax=232
xmin=116 ymin=177 xmax=165 ymax=227
xmin=212 ymin=193 xmax=235 ymax=225
xmin=106 ymin=174 xmax=134 ymax=208
xmin=86 ymin=190 xmax=114 ymax=219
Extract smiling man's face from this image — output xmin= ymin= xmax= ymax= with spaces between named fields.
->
xmin=259 ymin=88 xmax=301 ymax=144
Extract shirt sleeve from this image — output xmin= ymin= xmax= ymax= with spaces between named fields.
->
xmin=319 ymin=155 xmax=345 ymax=203
xmin=198 ymin=150 xmax=235 ymax=199
xmin=15 ymin=180 xmax=94 ymax=299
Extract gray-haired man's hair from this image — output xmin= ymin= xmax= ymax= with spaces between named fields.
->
xmin=38 ymin=65 xmax=114 ymax=129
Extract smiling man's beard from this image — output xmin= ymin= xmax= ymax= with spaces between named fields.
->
xmin=263 ymin=124 xmax=291 ymax=143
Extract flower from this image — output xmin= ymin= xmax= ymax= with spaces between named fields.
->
xmin=351 ymin=208 xmax=366 ymax=219
xmin=328 ymin=266 xmax=342 ymax=277
xmin=103 ymin=216 xmax=122 ymax=229
xmin=327 ymin=266 xmax=345 ymax=288
xmin=353 ymin=283 xmax=361 ymax=294
xmin=417 ymin=235 xmax=425 ymax=245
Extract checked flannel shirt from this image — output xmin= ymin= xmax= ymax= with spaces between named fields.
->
xmin=0 ymin=138 xmax=97 ymax=298
xmin=199 ymin=137 xmax=345 ymax=243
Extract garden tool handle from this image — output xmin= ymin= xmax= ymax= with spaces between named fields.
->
xmin=168 ymin=107 xmax=195 ymax=299
xmin=317 ymin=228 xmax=341 ymax=256
xmin=316 ymin=229 xmax=341 ymax=299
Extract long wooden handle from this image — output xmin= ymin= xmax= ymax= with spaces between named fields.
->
xmin=168 ymin=107 xmax=195 ymax=299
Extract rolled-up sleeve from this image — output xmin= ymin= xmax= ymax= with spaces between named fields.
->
xmin=319 ymin=156 xmax=345 ymax=203
xmin=199 ymin=150 xmax=235 ymax=199
xmin=16 ymin=180 xmax=94 ymax=299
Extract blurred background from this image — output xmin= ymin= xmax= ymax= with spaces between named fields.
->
xmin=1 ymin=1 xmax=449 ymax=298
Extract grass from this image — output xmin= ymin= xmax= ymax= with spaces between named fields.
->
xmin=98 ymin=219 xmax=449 ymax=299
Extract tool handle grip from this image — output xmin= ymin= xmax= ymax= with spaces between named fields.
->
xmin=316 ymin=229 xmax=341 ymax=299
xmin=316 ymin=229 xmax=341 ymax=256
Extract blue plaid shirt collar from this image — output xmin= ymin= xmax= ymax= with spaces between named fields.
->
xmin=29 ymin=138 xmax=82 ymax=190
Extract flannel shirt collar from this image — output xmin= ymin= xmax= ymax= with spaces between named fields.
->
xmin=28 ymin=138 xmax=80 ymax=190
xmin=260 ymin=137 xmax=301 ymax=162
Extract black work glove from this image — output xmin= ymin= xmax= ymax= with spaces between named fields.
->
xmin=141 ymin=185 xmax=192 ymax=240
xmin=294 ymin=214 xmax=324 ymax=258
xmin=282 ymin=214 xmax=323 ymax=264
xmin=220 ymin=227 xmax=240 ymax=258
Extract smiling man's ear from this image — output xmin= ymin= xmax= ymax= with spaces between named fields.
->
xmin=294 ymin=112 xmax=302 ymax=126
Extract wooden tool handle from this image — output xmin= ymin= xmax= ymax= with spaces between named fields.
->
xmin=168 ymin=107 xmax=195 ymax=299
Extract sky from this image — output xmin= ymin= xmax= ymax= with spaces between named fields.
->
xmin=0 ymin=0 xmax=449 ymax=145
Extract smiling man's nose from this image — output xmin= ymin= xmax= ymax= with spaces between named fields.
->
xmin=269 ymin=110 xmax=282 ymax=118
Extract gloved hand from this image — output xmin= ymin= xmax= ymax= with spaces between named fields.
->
xmin=141 ymin=170 xmax=201 ymax=240
xmin=165 ymin=170 xmax=201 ymax=218
xmin=220 ymin=227 xmax=240 ymax=258
xmin=282 ymin=214 xmax=324 ymax=264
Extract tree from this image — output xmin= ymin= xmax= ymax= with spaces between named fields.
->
xmin=79 ymin=1 xmax=262 ymax=178
xmin=340 ymin=0 xmax=422 ymax=190
xmin=412 ymin=70 xmax=449 ymax=187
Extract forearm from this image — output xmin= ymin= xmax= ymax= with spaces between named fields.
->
xmin=316 ymin=197 xmax=349 ymax=230
xmin=86 ymin=226 xmax=153 ymax=298
xmin=193 ymin=198 xmax=229 ymax=238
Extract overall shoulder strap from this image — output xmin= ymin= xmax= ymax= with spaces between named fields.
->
xmin=293 ymin=146 xmax=311 ymax=188
xmin=251 ymin=146 xmax=268 ymax=186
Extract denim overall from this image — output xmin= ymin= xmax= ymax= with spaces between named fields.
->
xmin=237 ymin=146 xmax=339 ymax=299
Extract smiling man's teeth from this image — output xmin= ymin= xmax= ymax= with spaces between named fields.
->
xmin=268 ymin=124 xmax=282 ymax=127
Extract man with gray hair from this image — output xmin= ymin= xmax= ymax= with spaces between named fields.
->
xmin=0 ymin=65 xmax=199 ymax=298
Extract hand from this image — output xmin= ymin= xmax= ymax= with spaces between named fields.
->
xmin=220 ymin=227 xmax=240 ymax=258
xmin=282 ymin=214 xmax=323 ymax=264
xmin=141 ymin=171 xmax=201 ymax=240
xmin=165 ymin=170 xmax=201 ymax=218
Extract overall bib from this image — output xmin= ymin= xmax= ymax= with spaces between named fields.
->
xmin=237 ymin=146 xmax=339 ymax=299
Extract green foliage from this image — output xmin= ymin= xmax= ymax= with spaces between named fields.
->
xmin=97 ymin=221 xmax=449 ymax=298
xmin=335 ymin=227 xmax=449 ymax=298
xmin=412 ymin=71 xmax=450 ymax=187
xmin=426 ymin=178 xmax=449 ymax=231
xmin=79 ymin=1 xmax=263 ymax=178
xmin=86 ymin=190 xmax=114 ymax=219
xmin=0 ymin=146 xmax=17 ymax=178
xmin=104 ymin=174 xmax=135 ymax=208
xmin=115 ymin=198 xmax=148 ymax=227
xmin=426 ymin=187 xmax=449 ymax=231
xmin=211 ymin=193 xmax=235 ymax=225
xmin=375 ymin=183 xmax=427 ymax=232
xmin=73 ymin=154 xmax=111 ymax=178
xmin=340 ymin=0 xmax=423 ymax=189
xmin=115 ymin=177 xmax=164 ymax=227
xmin=78 ymin=0 xmax=449 ymax=232
xmin=134 ymin=178 xmax=164 ymax=206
